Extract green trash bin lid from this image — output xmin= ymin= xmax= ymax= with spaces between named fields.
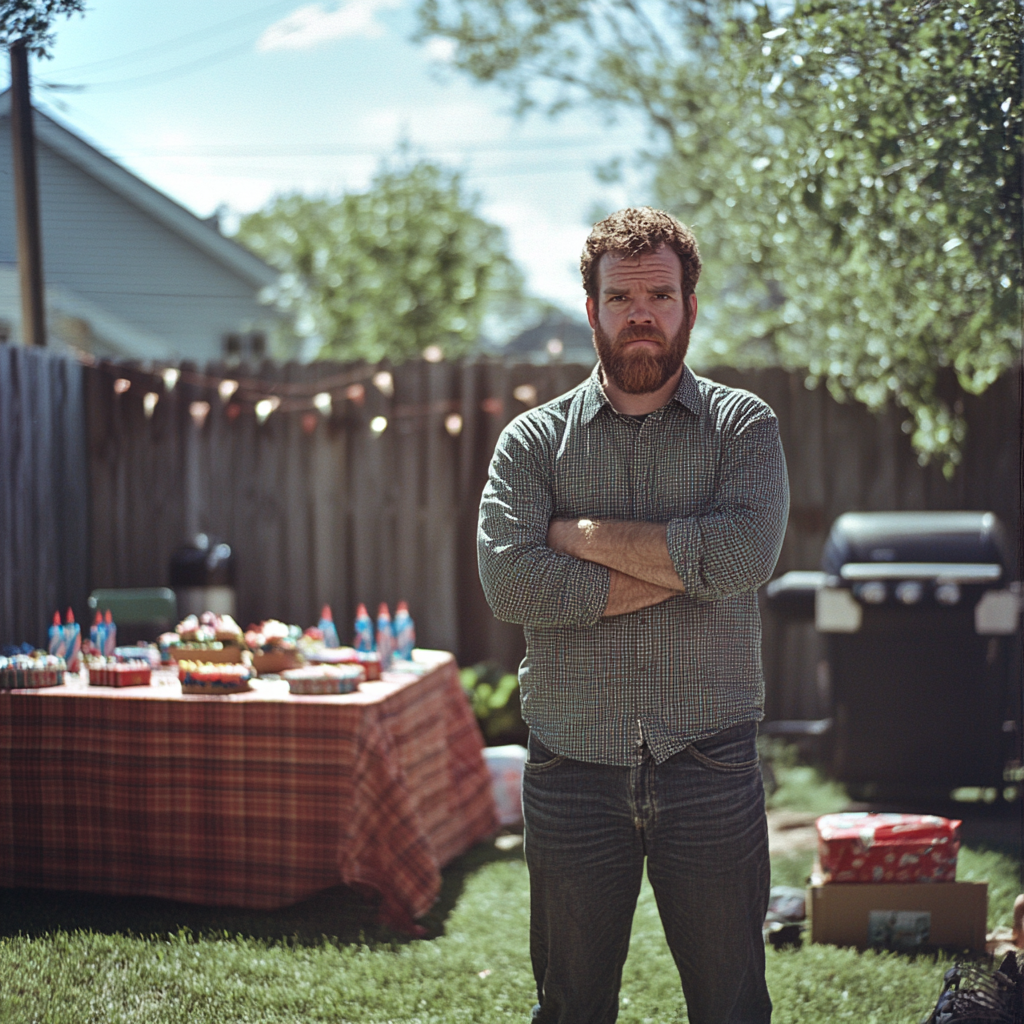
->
xmin=87 ymin=588 xmax=177 ymax=624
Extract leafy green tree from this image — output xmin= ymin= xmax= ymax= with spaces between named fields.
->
xmin=236 ymin=159 xmax=529 ymax=363
xmin=418 ymin=0 xmax=1021 ymax=471
xmin=0 ymin=0 xmax=85 ymax=55
xmin=699 ymin=0 xmax=1021 ymax=470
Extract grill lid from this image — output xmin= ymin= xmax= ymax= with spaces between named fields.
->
xmin=838 ymin=562 xmax=1002 ymax=583
xmin=821 ymin=511 xmax=1008 ymax=576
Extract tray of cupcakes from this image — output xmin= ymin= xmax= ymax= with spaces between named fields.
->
xmin=177 ymin=660 xmax=254 ymax=696
xmin=0 ymin=651 xmax=66 ymax=689
xmin=159 ymin=612 xmax=248 ymax=665
xmin=281 ymin=663 xmax=365 ymax=695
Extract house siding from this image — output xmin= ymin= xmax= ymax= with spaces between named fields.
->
xmin=0 ymin=119 xmax=275 ymax=361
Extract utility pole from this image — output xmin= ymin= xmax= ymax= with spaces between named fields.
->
xmin=10 ymin=39 xmax=46 ymax=347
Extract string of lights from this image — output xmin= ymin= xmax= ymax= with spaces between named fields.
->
xmin=90 ymin=350 xmax=543 ymax=439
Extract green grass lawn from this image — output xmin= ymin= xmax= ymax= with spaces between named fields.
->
xmin=1 ymin=759 xmax=1020 ymax=1023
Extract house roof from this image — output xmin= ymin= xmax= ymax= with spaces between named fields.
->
xmin=502 ymin=314 xmax=594 ymax=359
xmin=0 ymin=90 xmax=278 ymax=291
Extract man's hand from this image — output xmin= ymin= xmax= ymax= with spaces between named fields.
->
xmin=547 ymin=518 xmax=686 ymax=593
xmin=603 ymin=569 xmax=678 ymax=617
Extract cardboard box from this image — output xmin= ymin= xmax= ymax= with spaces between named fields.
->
xmin=809 ymin=881 xmax=988 ymax=952
xmin=251 ymin=650 xmax=303 ymax=675
xmin=169 ymin=646 xmax=243 ymax=664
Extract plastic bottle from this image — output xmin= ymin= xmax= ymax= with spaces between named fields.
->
xmin=353 ymin=603 xmax=374 ymax=653
xmin=393 ymin=601 xmax=415 ymax=660
xmin=48 ymin=612 xmax=66 ymax=660
xmin=90 ymin=610 xmax=103 ymax=655
xmin=64 ymin=609 xmax=81 ymax=672
xmin=103 ymin=609 xmax=117 ymax=656
xmin=318 ymin=604 xmax=340 ymax=648
xmin=376 ymin=602 xmax=394 ymax=671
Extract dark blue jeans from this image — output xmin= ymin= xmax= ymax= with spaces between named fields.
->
xmin=523 ymin=722 xmax=771 ymax=1024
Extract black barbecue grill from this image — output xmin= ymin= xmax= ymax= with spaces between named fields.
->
xmin=766 ymin=511 xmax=1020 ymax=798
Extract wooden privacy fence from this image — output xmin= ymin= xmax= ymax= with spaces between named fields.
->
xmin=4 ymin=347 xmax=1019 ymax=722
xmin=0 ymin=345 xmax=89 ymax=648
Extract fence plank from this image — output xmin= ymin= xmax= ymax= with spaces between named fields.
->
xmin=0 ymin=347 xmax=88 ymax=647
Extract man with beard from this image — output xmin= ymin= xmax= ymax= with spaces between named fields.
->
xmin=477 ymin=207 xmax=789 ymax=1024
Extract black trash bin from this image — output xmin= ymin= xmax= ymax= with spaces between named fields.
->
xmin=169 ymin=534 xmax=237 ymax=620
xmin=813 ymin=511 xmax=1020 ymax=798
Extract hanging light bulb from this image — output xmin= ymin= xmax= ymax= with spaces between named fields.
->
xmin=513 ymin=384 xmax=538 ymax=406
xmin=218 ymin=379 xmax=239 ymax=402
xmin=422 ymin=345 xmax=443 ymax=363
xmin=255 ymin=396 xmax=281 ymax=423
xmin=162 ymin=368 xmax=180 ymax=392
xmin=444 ymin=413 xmax=463 ymax=436
xmin=313 ymin=392 xmax=332 ymax=415
xmin=143 ymin=392 xmax=159 ymax=419
xmin=372 ymin=371 xmax=394 ymax=397
xmin=189 ymin=401 xmax=211 ymax=428
xmin=370 ymin=415 xmax=388 ymax=434
xmin=113 ymin=378 xmax=131 ymax=394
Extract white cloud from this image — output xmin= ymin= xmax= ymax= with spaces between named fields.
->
xmin=257 ymin=0 xmax=403 ymax=53
xmin=424 ymin=36 xmax=457 ymax=62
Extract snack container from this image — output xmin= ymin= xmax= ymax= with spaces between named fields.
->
xmin=283 ymin=664 xmax=364 ymax=695
xmin=178 ymin=661 xmax=253 ymax=695
xmin=305 ymin=646 xmax=359 ymax=665
xmin=816 ymin=813 xmax=961 ymax=884
xmin=0 ymin=654 xmax=65 ymax=689
xmin=252 ymin=649 xmax=303 ymax=675
xmin=88 ymin=659 xmax=152 ymax=688
xmin=357 ymin=651 xmax=382 ymax=681
xmin=170 ymin=644 xmax=243 ymax=664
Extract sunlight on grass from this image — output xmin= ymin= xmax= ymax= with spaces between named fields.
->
xmin=958 ymin=847 xmax=1022 ymax=930
xmin=761 ymin=739 xmax=849 ymax=816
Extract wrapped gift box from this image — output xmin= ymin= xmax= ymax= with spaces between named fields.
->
xmin=816 ymin=812 xmax=961 ymax=884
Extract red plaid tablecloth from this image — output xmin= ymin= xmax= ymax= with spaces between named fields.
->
xmin=0 ymin=651 xmax=498 ymax=932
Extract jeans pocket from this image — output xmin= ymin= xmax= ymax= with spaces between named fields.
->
xmin=524 ymin=734 xmax=566 ymax=774
xmin=686 ymin=722 xmax=760 ymax=772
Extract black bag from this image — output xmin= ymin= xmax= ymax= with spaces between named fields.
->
xmin=921 ymin=952 xmax=1024 ymax=1024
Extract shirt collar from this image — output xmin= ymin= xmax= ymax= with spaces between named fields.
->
xmin=673 ymin=364 xmax=701 ymax=415
xmin=581 ymin=362 xmax=701 ymax=425
xmin=580 ymin=363 xmax=609 ymax=425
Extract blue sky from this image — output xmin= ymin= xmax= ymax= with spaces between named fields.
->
xmin=22 ymin=0 xmax=655 ymax=317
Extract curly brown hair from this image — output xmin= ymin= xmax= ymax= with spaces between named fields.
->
xmin=580 ymin=207 xmax=701 ymax=300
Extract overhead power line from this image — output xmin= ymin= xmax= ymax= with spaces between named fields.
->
xmin=114 ymin=136 xmax=629 ymax=158
xmin=116 ymin=161 xmax=628 ymax=182
xmin=41 ymin=39 xmax=255 ymax=92
xmin=40 ymin=0 xmax=296 ymax=77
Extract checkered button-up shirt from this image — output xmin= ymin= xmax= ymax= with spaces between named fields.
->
xmin=477 ymin=363 xmax=790 ymax=766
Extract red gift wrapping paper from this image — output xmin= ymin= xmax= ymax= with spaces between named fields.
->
xmin=816 ymin=813 xmax=961 ymax=883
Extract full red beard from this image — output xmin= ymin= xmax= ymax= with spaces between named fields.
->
xmin=593 ymin=318 xmax=690 ymax=395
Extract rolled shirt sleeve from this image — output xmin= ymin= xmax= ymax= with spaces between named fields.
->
xmin=478 ymin=419 xmax=611 ymax=628
xmin=666 ymin=410 xmax=789 ymax=601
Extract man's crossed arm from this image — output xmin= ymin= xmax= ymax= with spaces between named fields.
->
xmin=546 ymin=518 xmax=683 ymax=617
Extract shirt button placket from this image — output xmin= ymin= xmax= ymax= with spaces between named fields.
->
xmin=635 ymin=417 xmax=654 ymax=759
